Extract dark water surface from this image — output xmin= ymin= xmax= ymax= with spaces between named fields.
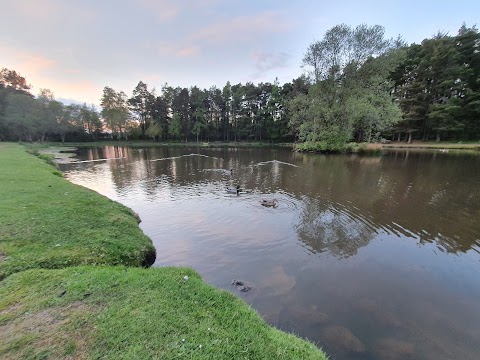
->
xmin=59 ymin=146 xmax=480 ymax=360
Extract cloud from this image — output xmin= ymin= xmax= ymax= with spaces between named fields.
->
xmin=137 ymin=0 xmax=222 ymax=21
xmin=250 ymin=51 xmax=291 ymax=80
xmin=137 ymin=0 xmax=180 ymax=21
xmin=0 ymin=45 xmax=57 ymax=76
xmin=0 ymin=43 xmax=101 ymax=103
xmin=155 ymin=42 xmax=201 ymax=58
xmin=176 ymin=45 xmax=201 ymax=57
xmin=253 ymin=51 xmax=290 ymax=72
xmin=19 ymin=55 xmax=57 ymax=75
xmin=146 ymin=10 xmax=293 ymax=62
xmin=10 ymin=0 xmax=96 ymax=22
xmin=46 ymin=79 xmax=103 ymax=104
xmin=193 ymin=11 xmax=292 ymax=44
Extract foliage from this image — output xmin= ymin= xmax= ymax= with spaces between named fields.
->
xmin=145 ymin=122 xmax=162 ymax=141
xmin=290 ymin=24 xmax=402 ymax=149
xmin=0 ymin=68 xmax=30 ymax=94
xmin=100 ymin=86 xmax=130 ymax=140
xmin=0 ymin=70 xmax=101 ymax=142
xmin=128 ymin=81 xmax=154 ymax=137
xmin=390 ymin=24 xmax=480 ymax=142
xmin=0 ymin=143 xmax=156 ymax=280
xmin=295 ymin=141 xmax=356 ymax=153
xmin=168 ymin=112 xmax=182 ymax=140
xmin=3 ymin=93 xmax=41 ymax=142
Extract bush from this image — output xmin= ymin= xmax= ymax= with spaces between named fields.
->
xmin=296 ymin=141 xmax=356 ymax=153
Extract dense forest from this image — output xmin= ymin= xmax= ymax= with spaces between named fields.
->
xmin=0 ymin=24 xmax=479 ymax=146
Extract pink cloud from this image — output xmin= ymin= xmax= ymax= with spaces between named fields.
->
xmin=0 ymin=44 xmax=100 ymax=102
xmin=44 ymin=79 xmax=103 ymax=104
xmin=155 ymin=42 xmax=200 ymax=58
xmin=12 ymin=0 xmax=96 ymax=22
xmin=137 ymin=0 xmax=180 ymax=21
xmin=0 ymin=45 xmax=57 ymax=76
xmin=137 ymin=0 xmax=223 ymax=21
xmin=176 ymin=46 xmax=200 ymax=57
xmin=193 ymin=11 xmax=293 ymax=44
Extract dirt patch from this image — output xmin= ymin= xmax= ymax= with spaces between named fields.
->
xmin=0 ymin=252 xmax=7 ymax=262
xmin=0 ymin=301 xmax=94 ymax=359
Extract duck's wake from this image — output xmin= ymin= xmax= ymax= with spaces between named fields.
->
xmin=150 ymin=153 xmax=219 ymax=162
xmin=250 ymin=160 xmax=300 ymax=168
xmin=71 ymin=157 xmax=126 ymax=163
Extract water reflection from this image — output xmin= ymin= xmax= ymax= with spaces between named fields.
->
xmin=60 ymin=146 xmax=480 ymax=360
xmin=295 ymin=198 xmax=376 ymax=257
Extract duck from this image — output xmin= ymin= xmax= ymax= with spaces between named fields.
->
xmin=261 ymin=199 xmax=278 ymax=208
xmin=231 ymin=279 xmax=252 ymax=292
xmin=227 ymin=185 xmax=241 ymax=195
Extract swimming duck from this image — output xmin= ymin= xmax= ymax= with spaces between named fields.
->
xmin=227 ymin=185 xmax=241 ymax=195
xmin=231 ymin=279 xmax=252 ymax=292
xmin=261 ymin=199 xmax=278 ymax=208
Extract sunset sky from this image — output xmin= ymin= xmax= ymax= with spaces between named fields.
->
xmin=1 ymin=0 xmax=479 ymax=105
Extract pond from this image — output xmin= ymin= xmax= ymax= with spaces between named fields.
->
xmin=59 ymin=146 xmax=480 ymax=360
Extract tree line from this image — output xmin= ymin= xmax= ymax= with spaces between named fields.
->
xmin=0 ymin=68 xmax=102 ymax=143
xmin=1 ymin=23 xmax=478 ymax=145
xmin=98 ymin=78 xmax=308 ymax=143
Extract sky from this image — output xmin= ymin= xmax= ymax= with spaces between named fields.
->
xmin=1 ymin=0 xmax=479 ymax=105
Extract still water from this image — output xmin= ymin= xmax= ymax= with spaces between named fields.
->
xmin=59 ymin=146 xmax=480 ymax=360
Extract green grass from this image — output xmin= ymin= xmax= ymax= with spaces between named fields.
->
xmin=381 ymin=141 xmax=480 ymax=151
xmin=0 ymin=143 xmax=156 ymax=280
xmin=0 ymin=266 xmax=326 ymax=359
xmin=296 ymin=140 xmax=480 ymax=153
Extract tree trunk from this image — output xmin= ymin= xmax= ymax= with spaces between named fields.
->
xmin=436 ymin=132 xmax=441 ymax=142
xmin=407 ymin=132 xmax=412 ymax=144
xmin=397 ymin=132 xmax=401 ymax=142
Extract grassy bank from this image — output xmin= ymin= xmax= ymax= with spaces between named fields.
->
xmin=0 ymin=266 xmax=325 ymax=359
xmin=381 ymin=141 xmax=480 ymax=150
xmin=296 ymin=141 xmax=480 ymax=153
xmin=0 ymin=143 xmax=326 ymax=359
xmin=0 ymin=143 xmax=155 ymax=280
